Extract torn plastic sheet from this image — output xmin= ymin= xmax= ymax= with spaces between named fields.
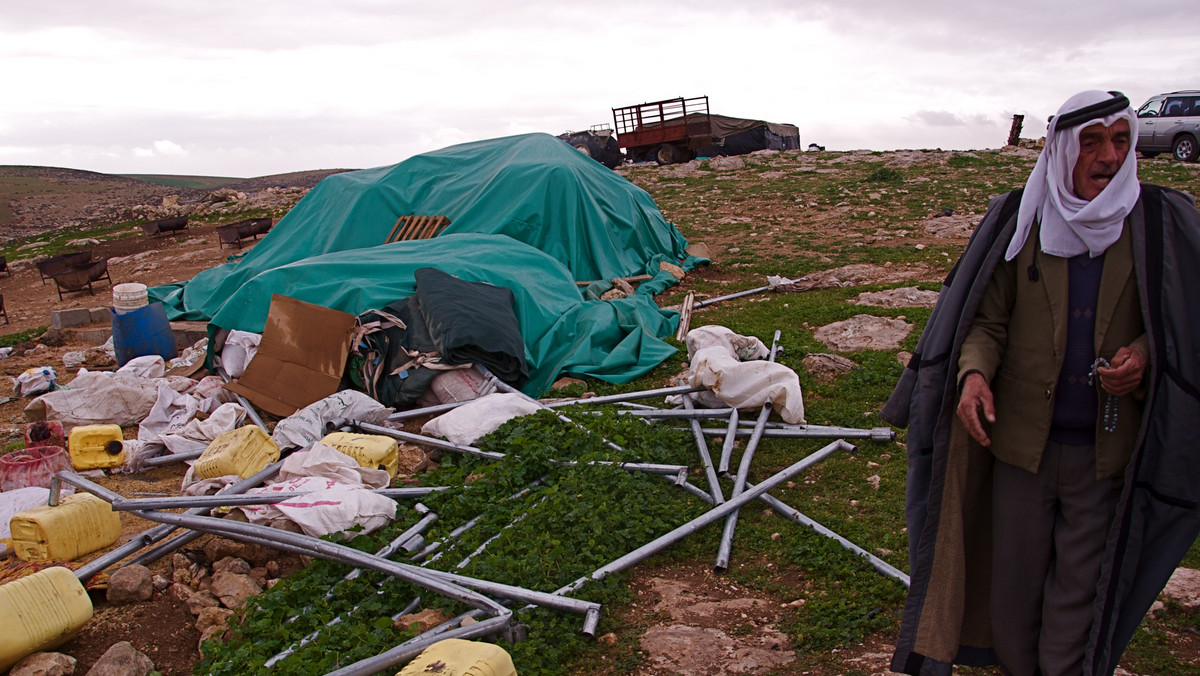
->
xmin=683 ymin=325 xmax=805 ymax=424
xmin=233 ymin=444 xmax=395 ymax=537
xmin=271 ymin=390 xmax=394 ymax=451
xmin=420 ymin=392 xmax=542 ymax=446
xmin=24 ymin=369 xmax=195 ymax=428
xmin=215 ymin=329 xmax=261 ymax=378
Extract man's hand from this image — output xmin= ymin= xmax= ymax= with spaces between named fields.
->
xmin=957 ymin=371 xmax=995 ymax=447
xmin=1097 ymin=345 xmax=1147 ymax=397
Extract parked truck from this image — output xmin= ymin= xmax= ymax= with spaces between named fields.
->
xmin=612 ymin=96 xmax=713 ymax=165
xmin=612 ymin=95 xmax=801 ymax=165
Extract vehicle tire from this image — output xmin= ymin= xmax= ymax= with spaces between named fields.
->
xmin=1172 ymin=135 xmax=1198 ymax=162
xmin=655 ymin=144 xmax=681 ymax=165
xmin=571 ymin=143 xmax=592 ymax=158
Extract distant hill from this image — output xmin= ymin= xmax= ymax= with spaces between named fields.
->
xmin=117 ymin=174 xmax=238 ymax=190
xmin=0 ymin=165 xmax=355 ymax=232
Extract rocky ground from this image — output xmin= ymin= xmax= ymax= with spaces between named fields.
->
xmin=0 ymin=153 xmax=1196 ymax=675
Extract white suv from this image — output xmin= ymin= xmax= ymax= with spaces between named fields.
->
xmin=1135 ymin=91 xmax=1200 ymax=161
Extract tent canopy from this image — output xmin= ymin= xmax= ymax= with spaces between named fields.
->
xmin=154 ymin=133 xmax=705 ymax=395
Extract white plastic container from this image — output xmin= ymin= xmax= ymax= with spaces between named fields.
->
xmin=111 ymin=282 xmax=148 ymax=314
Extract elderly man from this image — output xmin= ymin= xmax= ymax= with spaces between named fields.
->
xmin=883 ymin=90 xmax=1200 ymax=676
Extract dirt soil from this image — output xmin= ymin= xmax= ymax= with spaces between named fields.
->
xmin=0 ymin=155 xmax=1189 ymax=675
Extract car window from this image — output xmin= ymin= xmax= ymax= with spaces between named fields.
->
xmin=1138 ymin=99 xmax=1164 ymax=118
xmin=1163 ymin=98 xmax=1188 ymax=117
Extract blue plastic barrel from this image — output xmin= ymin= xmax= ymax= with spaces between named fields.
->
xmin=110 ymin=302 xmax=178 ymax=366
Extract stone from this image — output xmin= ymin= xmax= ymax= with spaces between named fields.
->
xmin=598 ymin=632 xmax=618 ymax=646
xmin=550 ymin=376 xmax=585 ymax=390
xmin=107 ymin=565 xmax=153 ymax=604
xmin=708 ymin=156 xmax=745 ymax=171
xmin=84 ymin=641 xmax=154 ymax=676
xmin=9 ymin=651 xmax=77 ymax=676
xmin=853 ymin=287 xmax=939 ymax=308
xmin=394 ymin=608 xmax=452 ymax=633
xmin=195 ymin=606 xmax=234 ymax=634
xmin=150 ymin=574 xmax=171 ymax=592
xmin=802 ymin=353 xmax=857 ymax=382
xmin=186 ymin=590 xmax=221 ymax=615
xmin=50 ymin=308 xmax=92 ymax=330
xmin=88 ymin=307 xmax=110 ymax=324
xmin=813 ymin=315 xmax=913 ymax=352
xmin=249 ymin=567 xmax=268 ymax=587
xmin=211 ymin=556 xmax=250 ymax=576
xmin=659 ymin=261 xmax=685 ymax=280
xmin=210 ymin=571 xmax=262 ymax=609
xmin=1161 ymin=567 xmax=1200 ymax=610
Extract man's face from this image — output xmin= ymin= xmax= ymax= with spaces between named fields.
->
xmin=1072 ymin=118 xmax=1131 ymax=201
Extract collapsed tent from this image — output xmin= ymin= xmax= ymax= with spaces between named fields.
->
xmin=196 ymin=234 xmax=678 ymax=396
xmin=158 ymin=132 xmax=697 ymax=323
xmin=149 ymin=132 xmax=708 ymax=396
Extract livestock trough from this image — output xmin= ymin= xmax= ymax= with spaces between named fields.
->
xmin=49 ymin=259 xmax=111 ymax=300
xmin=216 ymin=218 xmax=273 ymax=248
xmin=36 ymin=251 xmax=94 ymax=285
xmin=139 ymin=216 xmax=189 ymax=237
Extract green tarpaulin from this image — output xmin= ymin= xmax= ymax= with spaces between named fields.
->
xmin=153 ymin=133 xmax=704 ymax=395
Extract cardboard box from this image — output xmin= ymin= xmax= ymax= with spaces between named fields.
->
xmin=225 ymin=295 xmax=356 ymax=417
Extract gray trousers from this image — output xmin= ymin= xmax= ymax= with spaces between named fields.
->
xmin=991 ymin=441 xmax=1123 ymax=676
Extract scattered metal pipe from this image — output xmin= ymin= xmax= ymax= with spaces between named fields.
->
xmin=217 ymin=365 xmax=270 ymax=432
xmin=717 ymin=408 xmax=739 ymax=474
xmin=108 ymin=487 xmax=446 ymax=511
xmin=688 ymin=426 xmax=896 ymax=442
xmin=483 ymin=368 xmax=625 ymax=454
xmin=682 ymin=393 xmax=724 ymax=505
xmin=743 ymin=479 xmax=910 ymax=587
xmin=355 ymin=421 xmax=688 ymax=478
xmin=323 ymin=612 xmax=511 ymax=676
xmin=543 ymin=384 xmax=704 ymax=409
xmin=691 ymin=283 xmax=777 ymax=309
xmin=553 ymin=439 xmax=854 ymax=595
xmin=140 ymin=449 xmax=205 ymax=468
xmin=385 ymin=371 xmax=499 ymax=422
xmin=715 ymin=399 xmax=772 ymax=572
xmin=65 ymin=459 xmax=286 ymax=581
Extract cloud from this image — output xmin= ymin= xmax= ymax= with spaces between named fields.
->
xmin=913 ymin=111 xmax=968 ymax=127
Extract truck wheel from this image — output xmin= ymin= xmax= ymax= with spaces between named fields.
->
xmin=572 ymin=143 xmax=592 ymax=158
xmin=655 ymin=144 xmax=681 ymax=165
xmin=1173 ymin=135 xmax=1197 ymax=162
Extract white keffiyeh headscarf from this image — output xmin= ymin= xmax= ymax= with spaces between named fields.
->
xmin=1006 ymin=90 xmax=1140 ymax=261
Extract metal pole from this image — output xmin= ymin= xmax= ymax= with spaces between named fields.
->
xmin=717 ymin=407 xmax=739 ymax=474
xmin=140 ymin=449 xmax=204 ymax=467
xmin=355 ymin=421 xmax=688 ymax=478
xmin=715 ymin=329 xmax=781 ymax=572
xmin=543 ymin=384 xmax=704 ymax=409
xmin=385 ymin=370 xmax=499 ymax=422
xmin=682 ymin=393 xmax=723 ymax=505
xmin=553 ymin=439 xmax=853 ymax=595
xmin=714 ymin=400 xmax=772 ymax=572
xmin=67 ymin=459 xmax=286 ymax=581
xmin=743 ymin=479 xmax=909 ymax=587
xmin=483 ymin=368 xmax=624 ymax=453
xmin=108 ymin=487 xmax=446 ymax=511
xmin=689 ymin=426 xmax=896 ymax=442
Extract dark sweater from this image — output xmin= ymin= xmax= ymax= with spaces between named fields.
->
xmin=1049 ymin=251 xmax=1105 ymax=444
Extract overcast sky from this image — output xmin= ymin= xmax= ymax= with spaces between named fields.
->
xmin=2 ymin=1 xmax=1195 ymax=178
